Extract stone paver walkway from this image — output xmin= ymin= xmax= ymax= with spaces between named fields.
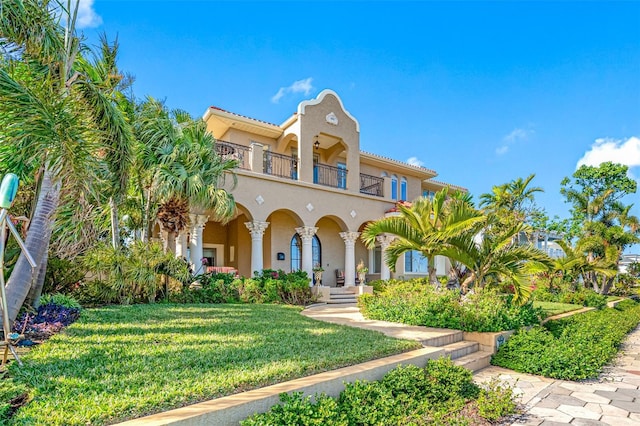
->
xmin=303 ymin=303 xmax=640 ymax=425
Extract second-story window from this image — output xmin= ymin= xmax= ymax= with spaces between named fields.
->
xmin=338 ymin=162 xmax=347 ymax=189
xmin=400 ymin=177 xmax=407 ymax=201
xmin=391 ymin=175 xmax=398 ymax=200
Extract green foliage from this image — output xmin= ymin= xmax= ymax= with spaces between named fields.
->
xmin=476 ymin=378 xmax=518 ymax=422
xmin=241 ymin=392 xmax=346 ymax=426
xmin=0 ymin=379 xmax=27 ymax=423
xmin=79 ymin=241 xmax=191 ymax=305
xmin=243 ymin=358 xmax=507 ymax=426
xmin=358 ymin=280 xmax=543 ymax=332
xmin=4 ymin=304 xmax=418 ymax=425
xmin=532 ymin=286 xmax=607 ymax=309
xmin=42 ymin=257 xmax=85 ymax=295
xmin=39 ymin=293 xmax=82 ymax=310
xmin=172 ymin=273 xmax=240 ymax=304
xmin=492 ymin=300 xmax=640 ymax=379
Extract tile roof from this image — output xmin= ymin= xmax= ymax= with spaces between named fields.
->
xmin=360 ymin=151 xmax=437 ymax=175
xmin=208 ymin=106 xmax=281 ymax=128
xmin=424 ymin=179 xmax=468 ymax=192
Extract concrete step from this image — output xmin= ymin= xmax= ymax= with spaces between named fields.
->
xmin=330 ymin=294 xmax=357 ymax=300
xmin=419 ymin=330 xmax=464 ymax=347
xmin=452 ymin=350 xmax=493 ymax=372
xmin=442 ymin=340 xmax=479 ymax=360
xmin=326 ymin=299 xmax=357 ymax=305
xmin=330 ymin=287 xmax=357 ymax=295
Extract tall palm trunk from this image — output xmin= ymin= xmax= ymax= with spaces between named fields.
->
xmin=3 ymin=165 xmax=61 ymax=324
xmin=109 ymin=196 xmax=120 ymax=249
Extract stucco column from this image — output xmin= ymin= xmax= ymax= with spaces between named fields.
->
xmin=383 ymin=176 xmax=393 ymax=200
xmin=189 ymin=214 xmax=209 ymax=273
xmin=340 ymin=231 xmax=360 ymax=287
xmin=376 ymin=234 xmax=396 ymax=281
xmin=250 ymin=142 xmax=264 ymax=173
xmin=296 ymin=226 xmax=318 ymax=280
xmin=245 ymin=221 xmax=269 ymax=275
xmin=175 ymin=231 xmax=188 ymax=260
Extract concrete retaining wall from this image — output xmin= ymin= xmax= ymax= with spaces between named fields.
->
xmin=115 ymin=347 xmax=444 ymax=426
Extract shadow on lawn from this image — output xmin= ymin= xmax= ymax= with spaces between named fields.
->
xmin=7 ymin=304 xmax=416 ymax=425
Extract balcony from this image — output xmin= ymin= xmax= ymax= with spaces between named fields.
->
xmin=264 ymin=151 xmax=298 ymax=180
xmin=214 ymin=142 xmax=386 ymax=198
xmin=215 ymin=140 xmax=251 ymax=170
xmin=359 ymin=173 xmax=384 ymax=197
xmin=314 ymin=163 xmax=347 ymax=189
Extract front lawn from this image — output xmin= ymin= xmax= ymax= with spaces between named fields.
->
xmin=533 ymin=301 xmax=583 ymax=317
xmin=2 ymin=304 xmax=420 ymax=425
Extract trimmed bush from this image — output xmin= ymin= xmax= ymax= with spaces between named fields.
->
xmin=242 ymin=358 xmax=516 ymax=425
xmin=358 ymin=279 xmax=543 ymax=332
xmin=492 ymin=299 xmax=640 ymax=379
xmin=532 ymin=286 xmax=607 ymax=309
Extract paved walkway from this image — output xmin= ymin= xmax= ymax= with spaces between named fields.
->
xmin=302 ymin=303 xmax=640 ymax=425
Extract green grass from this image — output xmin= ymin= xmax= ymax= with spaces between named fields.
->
xmin=533 ymin=301 xmax=583 ymax=317
xmin=3 ymin=304 xmax=420 ymax=425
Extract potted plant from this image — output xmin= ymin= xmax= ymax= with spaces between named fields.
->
xmin=312 ymin=264 xmax=324 ymax=286
xmin=356 ymin=260 xmax=368 ymax=285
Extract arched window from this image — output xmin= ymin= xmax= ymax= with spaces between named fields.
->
xmin=400 ymin=177 xmax=407 ymax=201
xmin=391 ymin=175 xmax=398 ymax=200
xmin=290 ymin=234 xmax=322 ymax=271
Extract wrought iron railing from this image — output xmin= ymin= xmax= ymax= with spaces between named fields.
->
xmin=264 ymin=151 xmax=298 ymax=180
xmin=214 ymin=140 xmax=251 ymax=170
xmin=359 ymin=173 xmax=384 ymax=197
xmin=314 ymin=163 xmax=347 ymax=189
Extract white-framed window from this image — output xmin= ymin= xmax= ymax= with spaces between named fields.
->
xmin=422 ymin=190 xmax=436 ymax=199
xmin=400 ymin=177 xmax=407 ymax=201
xmin=405 ymin=250 xmax=428 ymax=273
xmin=391 ymin=175 xmax=398 ymax=200
xmin=337 ymin=162 xmax=347 ymax=189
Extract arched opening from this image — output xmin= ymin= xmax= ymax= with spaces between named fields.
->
xmin=400 ymin=177 xmax=407 ymax=201
xmin=391 ymin=175 xmax=398 ymax=200
xmin=290 ymin=234 xmax=321 ymax=272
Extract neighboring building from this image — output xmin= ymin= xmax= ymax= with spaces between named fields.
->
xmin=173 ymin=90 xmax=465 ymax=286
xmin=619 ymin=254 xmax=640 ymax=274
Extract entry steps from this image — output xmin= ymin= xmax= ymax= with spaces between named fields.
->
xmin=321 ymin=289 xmax=492 ymax=371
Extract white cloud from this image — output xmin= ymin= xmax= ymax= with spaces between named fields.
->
xmin=577 ymin=136 xmax=640 ymax=170
xmin=75 ymin=0 xmax=102 ymax=28
xmin=496 ymin=127 xmax=534 ymax=155
xmin=406 ymin=157 xmax=424 ymax=167
xmin=271 ymin=78 xmax=314 ymax=103
xmin=495 ymin=145 xmax=509 ymax=155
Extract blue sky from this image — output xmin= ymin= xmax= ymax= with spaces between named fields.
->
xmin=81 ymin=1 xmax=640 ymax=222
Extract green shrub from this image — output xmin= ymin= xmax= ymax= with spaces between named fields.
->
xmin=359 ymin=280 xmax=542 ymax=332
xmin=172 ymin=273 xmax=240 ymax=303
xmin=338 ymin=380 xmax=399 ymax=425
xmin=532 ymin=286 xmax=607 ymax=309
xmin=241 ymin=392 xmax=346 ymax=426
xmin=39 ymin=293 xmax=82 ymax=309
xmin=492 ymin=299 xmax=640 ymax=379
xmin=476 ymin=378 xmax=518 ymax=422
xmin=243 ymin=358 xmax=502 ymax=425
xmin=42 ymin=256 xmax=85 ymax=295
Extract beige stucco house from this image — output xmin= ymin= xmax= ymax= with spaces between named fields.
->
xmin=176 ymin=90 xmax=465 ymax=287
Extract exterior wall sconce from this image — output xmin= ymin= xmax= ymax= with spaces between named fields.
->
xmin=314 ymin=140 xmax=320 ymax=150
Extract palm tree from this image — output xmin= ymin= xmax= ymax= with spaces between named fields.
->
xmin=0 ymin=0 xmax=131 ymax=321
xmin=134 ymin=99 xmax=238 ymax=253
xmin=441 ymin=215 xmax=551 ymax=304
xmin=361 ymin=189 xmax=484 ymax=286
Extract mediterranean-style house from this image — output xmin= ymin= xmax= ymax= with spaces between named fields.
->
xmin=174 ymin=90 xmax=465 ymax=287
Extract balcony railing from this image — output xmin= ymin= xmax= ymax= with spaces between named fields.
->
xmin=314 ymin=163 xmax=347 ymax=189
xmin=215 ymin=140 xmax=251 ymax=170
xmin=264 ymin=151 xmax=298 ymax=180
xmin=359 ymin=173 xmax=384 ymax=197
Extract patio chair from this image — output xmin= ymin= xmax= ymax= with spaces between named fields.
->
xmin=335 ymin=269 xmax=345 ymax=287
